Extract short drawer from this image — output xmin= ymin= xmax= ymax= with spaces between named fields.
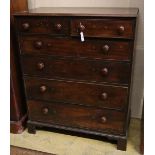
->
xmin=15 ymin=16 xmax=69 ymax=35
xmin=20 ymin=36 xmax=132 ymax=61
xmin=21 ymin=55 xmax=131 ymax=85
xmin=25 ymin=77 xmax=128 ymax=110
xmin=71 ymin=19 xmax=135 ymax=39
xmin=28 ymin=100 xmax=126 ymax=134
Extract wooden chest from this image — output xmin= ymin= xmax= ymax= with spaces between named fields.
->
xmin=14 ymin=7 xmax=138 ymax=151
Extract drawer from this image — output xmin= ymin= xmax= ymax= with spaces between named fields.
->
xmin=20 ymin=36 xmax=132 ymax=61
xmin=15 ymin=16 xmax=69 ymax=35
xmin=21 ymin=55 xmax=131 ymax=85
xmin=25 ymin=77 xmax=128 ymax=110
xmin=71 ymin=19 xmax=135 ymax=39
xmin=28 ymin=100 xmax=126 ymax=134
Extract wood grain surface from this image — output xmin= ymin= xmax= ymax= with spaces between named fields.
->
xmin=11 ymin=146 xmax=53 ymax=155
xmin=14 ymin=7 xmax=139 ymax=17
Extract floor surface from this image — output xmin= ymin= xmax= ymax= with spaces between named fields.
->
xmin=11 ymin=119 xmax=142 ymax=155
xmin=11 ymin=146 xmax=53 ymax=155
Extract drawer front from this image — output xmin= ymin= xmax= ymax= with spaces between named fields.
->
xmin=25 ymin=78 xmax=128 ymax=110
xmin=20 ymin=36 xmax=132 ymax=61
xmin=28 ymin=100 xmax=126 ymax=134
xmin=71 ymin=19 xmax=135 ymax=39
xmin=15 ymin=17 xmax=69 ymax=35
xmin=22 ymin=55 xmax=131 ymax=85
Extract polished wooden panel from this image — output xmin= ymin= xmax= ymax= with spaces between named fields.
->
xmin=11 ymin=146 xmax=52 ymax=155
xmin=11 ymin=0 xmax=28 ymax=12
xmin=15 ymin=16 xmax=49 ymax=34
xmin=25 ymin=77 xmax=128 ymax=110
xmin=20 ymin=36 xmax=132 ymax=61
xmin=15 ymin=16 xmax=69 ymax=35
xmin=13 ymin=7 xmax=139 ymax=17
xmin=21 ymin=55 xmax=130 ymax=85
xmin=28 ymin=100 xmax=126 ymax=134
xmin=71 ymin=19 xmax=135 ymax=39
xmin=10 ymin=0 xmax=28 ymax=134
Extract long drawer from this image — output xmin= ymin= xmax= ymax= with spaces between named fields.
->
xmin=19 ymin=36 xmax=132 ymax=61
xmin=28 ymin=100 xmax=126 ymax=134
xmin=24 ymin=77 xmax=128 ymax=110
xmin=21 ymin=55 xmax=131 ymax=85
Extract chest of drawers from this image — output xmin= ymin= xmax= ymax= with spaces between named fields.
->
xmin=14 ymin=7 xmax=138 ymax=151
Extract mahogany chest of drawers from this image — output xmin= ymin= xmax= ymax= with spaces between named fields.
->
xmin=14 ymin=7 xmax=138 ymax=151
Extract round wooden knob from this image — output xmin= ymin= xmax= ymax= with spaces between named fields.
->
xmin=34 ymin=41 xmax=43 ymax=49
xmin=40 ymin=86 xmax=47 ymax=93
xmin=47 ymin=43 xmax=52 ymax=47
xmin=102 ymin=45 xmax=110 ymax=53
xmin=79 ymin=24 xmax=85 ymax=31
xmin=42 ymin=107 xmax=49 ymax=115
xmin=101 ymin=116 xmax=107 ymax=123
xmin=37 ymin=62 xmax=44 ymax=70
xmin=118 ymin=26 xmax=125 ymax=34
xmin=22 ymin=23 xmax=30 ymax=31
xmin=101 ymin=68 xmax=109 ymax=76
xmin=55 ymin=23 xmax=62 ymax=31
xmin=101 ymin=92 xmax=108 ymax=100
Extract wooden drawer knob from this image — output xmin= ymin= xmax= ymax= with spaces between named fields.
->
xmin=37 ymin=62 xmax=44 ymax=70
xmin=34 ymin=41 xmax=43 ymax=49
xmin=55 ymin=23 xmax=62 ymax=31
xmin=40 ymin=86 xmax=47 ymax=93
xmin=102 ymin=45 xmax=110 ymax=53
xmin=118 ymin=26 xmax=125 ymax=34
xmin=22 ymin=22 xmax=30 ymax=31
xmin=101 ymin=92 xmax=108 ymax=100
xmin=47 ymin=43 xmax=52 ymax=47
xmin=101 ymin=116 xmax=107 ymax=123
xmin=42 ymin=107 xmax=49 ymax=115
xmin=101 ymin=68 xmax=109 ymax=76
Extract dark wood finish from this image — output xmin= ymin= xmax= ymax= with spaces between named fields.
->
xmin=10 ymin=114 xmax=27 ymax=134
xmin=15 ymin=16 xmax=69 ymax=35
xmin=13 ymin=7 xmax=139 ymax=17
xmin=37 ymin=62 xmax=45 ymax=70
xmin=24 ymin=77 xmax=128 ymax=110
xmin=117 ymin=138 xmax=127 ymax=151
xmin=71 ymin=19 xmax=135 ymax=39
xmin=22 ymin=22 xmax=30 ymax=31
xmin=10 ymin=0 xmax=28 ymax=134
xmin=11 ymin=146 xmax=53 ymax=155
xmin=39 ymin=85 xmax=47 ymax=93
xmin=101 ymin=92 xmax=108 ymax=100
xmin=28 ymin=100 xmax=126 ymax=135
xmin=19 ymin=36 xmax=132 ymax=61
xmin=11 ymin=0 xmax=28 ymax=13
xmin=21 ymin=55 xmax=131 ymax=85
xmin=27 ymin=122 xmax=36 ymax=134
xmin=13 ymin=7 xmax=138 ymax=151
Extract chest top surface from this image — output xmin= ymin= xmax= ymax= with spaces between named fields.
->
xmin=13 ymin=7 xmax=139 ymax=17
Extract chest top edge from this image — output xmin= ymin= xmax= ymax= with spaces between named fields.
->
xmin=13 ymin=7 xmax=139 ymax=18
